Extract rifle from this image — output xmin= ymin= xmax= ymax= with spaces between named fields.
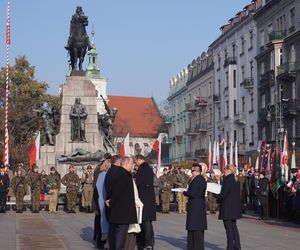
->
xmin=14 ymin=176 xmax=25 ymax=194
xmin=31 ymin=174 xmax=41 ymax=191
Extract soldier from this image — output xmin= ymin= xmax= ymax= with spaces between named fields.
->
xmin=62 ymin=165 xmax=80 ymax=213
xmin=237 ymin=168 xmax=248 ymax=213
xmin=6 ymin=165 xmax=14 ymax=202
xmin=0 ymin=166 xmax=10 ymax=213
xmin=81 ymin=165 xmax=94 ymax=213
xmin=173 ymin=167 xmax=189 ymax=214
xmin=11 ymin=169 xmax=27 ymax=213
xmin=158 ymin=167 xmax=173 ymax=213
xmin=27 ymin=165 xmax=42 ymax=213
xmin=207 ymin=169 xmax=218 ymax=214
xmin=46 ymin=167 xmax=61 ymax=213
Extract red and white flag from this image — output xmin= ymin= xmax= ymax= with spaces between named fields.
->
xmin=212 ymin=141 xmax=217 ymax=164
xmin=208 ymin=141 xmax=212 ymax=169
xmin=282 ymin=130 xmax=289 ymax=182
xmin=221 ymin=139 xmax=227 ymax=172
xmin=29 ymin=132 xmax=40 ymax=171
xmin=120 ymin=133 xmax=130 ymax=157
xmin=229 ymin=141 xmax=233 ymax=165
xmin=216 ymin=141 xmax=220 ymax=167
xmin=152 ymin=134 xmax=162 ymax=177
xmin=235 ymin=141 xmax=238 ymax=167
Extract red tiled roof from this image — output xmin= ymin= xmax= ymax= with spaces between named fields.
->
xmin=107 ymin=95 xmax=162 ymax=138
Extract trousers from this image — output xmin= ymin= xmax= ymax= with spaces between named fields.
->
xmin=49 ymin=189 xmax=58 ymax=212
xmin=108 ymin=223 xmax=129 ymax=250
xmin=223 ymin=220 xmax=241 ymax=250
xmin=187 ymin=230 xmax=204 ymax=250
xmin=177 ymin=192 xmax=187 ymax=213
xmin=137 ymin=220 xmax=154 ymax=249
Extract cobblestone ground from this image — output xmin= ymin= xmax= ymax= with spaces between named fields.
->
xmin=0 ymin=209 xmax=299 ymax=250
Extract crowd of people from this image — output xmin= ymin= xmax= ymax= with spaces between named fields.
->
xmin=1 ymin=156 xmax=300 ymax=250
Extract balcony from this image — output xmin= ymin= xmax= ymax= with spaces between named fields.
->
xmin=268 ymin=30 xmax=287 ymax=42
xmin=217 ymin=119 xmax=225 ymax=130
xmin=234 ymin=113 xmax=246 ymax=125
xmin=194 ymin=149 xmax=208 ymax=158
xmin=242 ymin=77 xmax=254 ymax=89
xmin=213 ymin=94 xmax=221 ymax=103
xmin=185 ymin=126 xmax=200 ymax=136
xmin=258 ymin=108 xmax=271 ymax=123
xmin=185 ymin=103 xmax=197 ymax=112
xmin=283 ymin=99 xmax=299 ymax=117
xmin=195 ymin=97 xmax=208 ymax=107
xmin=277 ymin=62 xmax=300 ymax=80
xmin=197 ymin=123 xmax=209 ymax=132
xmin=185 ymin=152 xmax=193 ymax=159
xmin=259 ymin=70 xmax=275 ymax=89
xmin=223 ymin=57 xmax=237 ymax=68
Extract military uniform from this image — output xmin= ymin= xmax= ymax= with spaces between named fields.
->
xmin=0 ymin=170 xmax=10 ymax=212
xmin=81 ymin=169 xmax=94 ymax=212
xmin=207 ymin=175 xmax=218 ymax=214
xmin=174 ymin=170 xmax=188 ymax=213
xmin=27 ymin=172 xmax=43 ymax=212
xmin=11 ymin=175 xmax=27 ymax=212
xmin=47 ymin=172 xmax=61 ymax=213
xmin=62 ymin=171 xmax=80 ymax=212
xmin=158 ymin=172 xmax=173 ymax=213
xmin=237 ymin=173 xmax=248 ymax=213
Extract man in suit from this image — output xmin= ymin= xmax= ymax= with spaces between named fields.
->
xmin=183 ymin=163 xmax=207 ymax=250
xmin=217 ymin=165 xmax=242 ymax=250
xmin=107 ymin=157 xmax=137 ymax=250
xmin=135 ymin=154 xmax=156 ymax=250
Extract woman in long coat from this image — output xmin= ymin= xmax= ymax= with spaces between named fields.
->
xmin=184 ymin=163 xmax=207 ymax=250
xmin=217 ymin=165 xmax=242 ymax=250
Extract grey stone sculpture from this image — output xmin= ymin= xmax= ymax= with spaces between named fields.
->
xmin=70 ymin=97 xmax=88 ymax=142
xmin=57 ymin=148 xmax=104 ymax=163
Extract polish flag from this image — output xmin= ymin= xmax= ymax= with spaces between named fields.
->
xmin=29 ymin=132 xmax=40 ymax=171
xmin=212 ymin=141 xmax=217 ymax=164
xmin=208 ymin=141 xmax=212 ymax=169
xmin=120 ymin=133 xmax=130 ymax=157
xmin=221 ymin=139 xmax=227 ymax=172
xmin=235 ymin=141 xmax=238 ymax=167
xmin=229 ymin=141 xmax=233 ymax=165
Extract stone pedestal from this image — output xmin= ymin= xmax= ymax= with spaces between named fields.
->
xmin=39 ymin=76 xmax=104 ymax=176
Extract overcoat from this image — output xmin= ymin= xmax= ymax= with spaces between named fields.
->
xmin=217 ymin=174 xmax=242 ymax=220
xmin=109 ymin=167 xmax=137 ymax=225
xmin=136 ymin=162 xmax=156 ymax=221
xmin=184 ymin=174 xmax=207 ymax=231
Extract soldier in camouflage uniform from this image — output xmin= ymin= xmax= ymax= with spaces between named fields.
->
xmin=27 ymin=165 xmax=42 ymax=213
xmin=158 ymin=168 xmax=174 ymax=213
xmin=11 ymin=169 xmax=27 ymax=213
xmin=46 ymin=167 xmax=61 ymax=213
xmin=62 ymin=165 xmax=80 ymax=213
xmin=207 ymin=169 xmax=218 ymax=214
xmin=173 ymin=167 xmax=189 ymax=214
xmin=81 ymin=165 xmax=94 ymax=213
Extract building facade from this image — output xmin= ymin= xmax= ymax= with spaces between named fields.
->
xmin=255 ymin=0 xmax=300 ymax=153
xmin=185 ymin=51 xmax=214 ymax=162
xmin=210 ymin=1 xmax=259 ymax=159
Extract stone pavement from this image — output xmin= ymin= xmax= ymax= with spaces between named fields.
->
xmin=0 ymin=210 xmax=299 ymax=250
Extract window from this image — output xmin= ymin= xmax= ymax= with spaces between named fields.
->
xmin=217 ymin=54 xmax=221 ymax=69
xmin=225 ymin=72 xmax=229 ymax=88
xmin=267 ymin=23 xmax=273 ymax=42
xmin=218 ymin=107 xmax=221 ymax=120
xmin=226 ymin=132 xmax=229 ymax=145
xmin=249 ymin=31 xmax=253 ymax=49
xmin=250 ymin=126 xmax=254 ymax=144
xmin=232 ymin=44 xmax=236 ymax=58
xmin=250 ymin=61 xmax=253 ymax=78
xmin=234 ymin=99 xmax=237 ymax=115
xmin=226 ymin=101 xmax=229 ymax=118
xmin=250 ymin=93 xmax=254 ymax=111
xmin=290 ymin=44 xmax=296 ymax=62
xmin=242 ymin=128 xmax=246 ymax=144
xmin=242 ymin=97 xmax=245 ymax=112
xmin=280 ymin=49 xmax=283 ymax=65
xmin=240 ymin=36 xmax=245 ymax=55
xmin=209 ymin=107 xmax=212 ymax=124
xmin=260 ymin=62 xmax=265 ymax=75
xmin=224 ymin=49 xmax=228 ymax=61
xmin=260 ymin=29 xmax=265 ymax=47
xmin=261 ymin=94 xmax=266 ymax=109
xmin=233 ymin=70 xmax=237 ymax=88
xmin=270 ymin=86 xmax=275 ymax=105
xmin=290 ymin=7 xmax=295 ymax=28
xmin=218 ymin=79 xmax=221 ymax=95
xmin=241 ymin=66 xmax=245 ymax=82
xmin=292 ymin=118 xmax=296 ymax=138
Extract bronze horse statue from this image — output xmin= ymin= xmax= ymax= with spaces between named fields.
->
xmin=65 ymin=6 xmax=92 ymax=71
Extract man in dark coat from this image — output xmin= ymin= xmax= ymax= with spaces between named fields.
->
xmin=107 ymin=157 xmax=137 ymax=250
xmin=183 ymin=163 xmax=207 ymax=250
xmin=256 ymin=171 xmax=269 ymax=220
xmin=0 ymin=166 xmax=10 ymax=213
xmin=217 ymin=165 xmax=242 ymax=250
xmin=135 ymin=154 xmax=156 ymax=250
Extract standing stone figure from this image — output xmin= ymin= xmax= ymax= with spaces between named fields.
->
xmin=70 ymin=98 xmax=88 ymax=142
xmin=65 ymin=6 xmax=92 ymax=71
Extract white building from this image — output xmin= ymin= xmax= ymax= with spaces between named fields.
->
xmin=209 ymin=2 xmax=259 ymax=159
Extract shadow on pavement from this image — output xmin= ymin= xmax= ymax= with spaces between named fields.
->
xmin=80 ymin=227 xmax=94 ymax=244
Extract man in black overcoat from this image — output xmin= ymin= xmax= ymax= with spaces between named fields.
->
xmin=0 ymin=166 xmax=10 ymax=213
xmin=183 ymin=163 xmax=207 ymax=250
xmin=135 ymin=154 xmax=156 ymax=250
xmin=256 ymin=170 xmax=269 ymax=220
xmin=217 ymin=165 xmax=242 ymax=250
xmin=107 ymin=157 xmax=137 ymax=250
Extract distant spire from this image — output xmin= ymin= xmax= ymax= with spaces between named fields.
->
xmin=86 ymin=28 xmax=100 ymax=79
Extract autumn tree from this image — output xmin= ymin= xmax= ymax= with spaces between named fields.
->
xmin=0 ymin=56 xmax=61 ymax=169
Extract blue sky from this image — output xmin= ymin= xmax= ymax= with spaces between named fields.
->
xmin=0 ymin=0 xmax=251 ymax=102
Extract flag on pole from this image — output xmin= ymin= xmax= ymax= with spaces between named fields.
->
xmin=120 ymin=133 xmax=130 ymax=157
xmin=208 ymin=141 xmax=212 ymax=169
xmin=212 ymin=141 xmax=216 ymax=164
xmin=235 ymin=141 xmax=238 ymax=167
xmin=29 ymin=132 xmax=40 ymax=171
xmin=150 ymin=134 xmax=162 ymax=177
xmin=265 ymin=149 xmax=271 ymax=175
xmin=222 ymin=139 xmax=227 ymax=170
xmin=277 ymin=150 xmax=283 ymax=190
xmin=282 ymin=130 xmax=289 ymax=183
xmin=291 ymin=146 xmax=296 ymax=170
xmin=216 ymin=141 xmax=220 ymax=168
xmin=229 ymin=141 xmax=233 ymax=165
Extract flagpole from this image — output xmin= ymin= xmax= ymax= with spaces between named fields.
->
xmin=3 ymin=0 xmax=11 ymax=168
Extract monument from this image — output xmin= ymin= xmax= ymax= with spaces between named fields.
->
xmin=36 ymin=6 xmax=116 ymax=185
